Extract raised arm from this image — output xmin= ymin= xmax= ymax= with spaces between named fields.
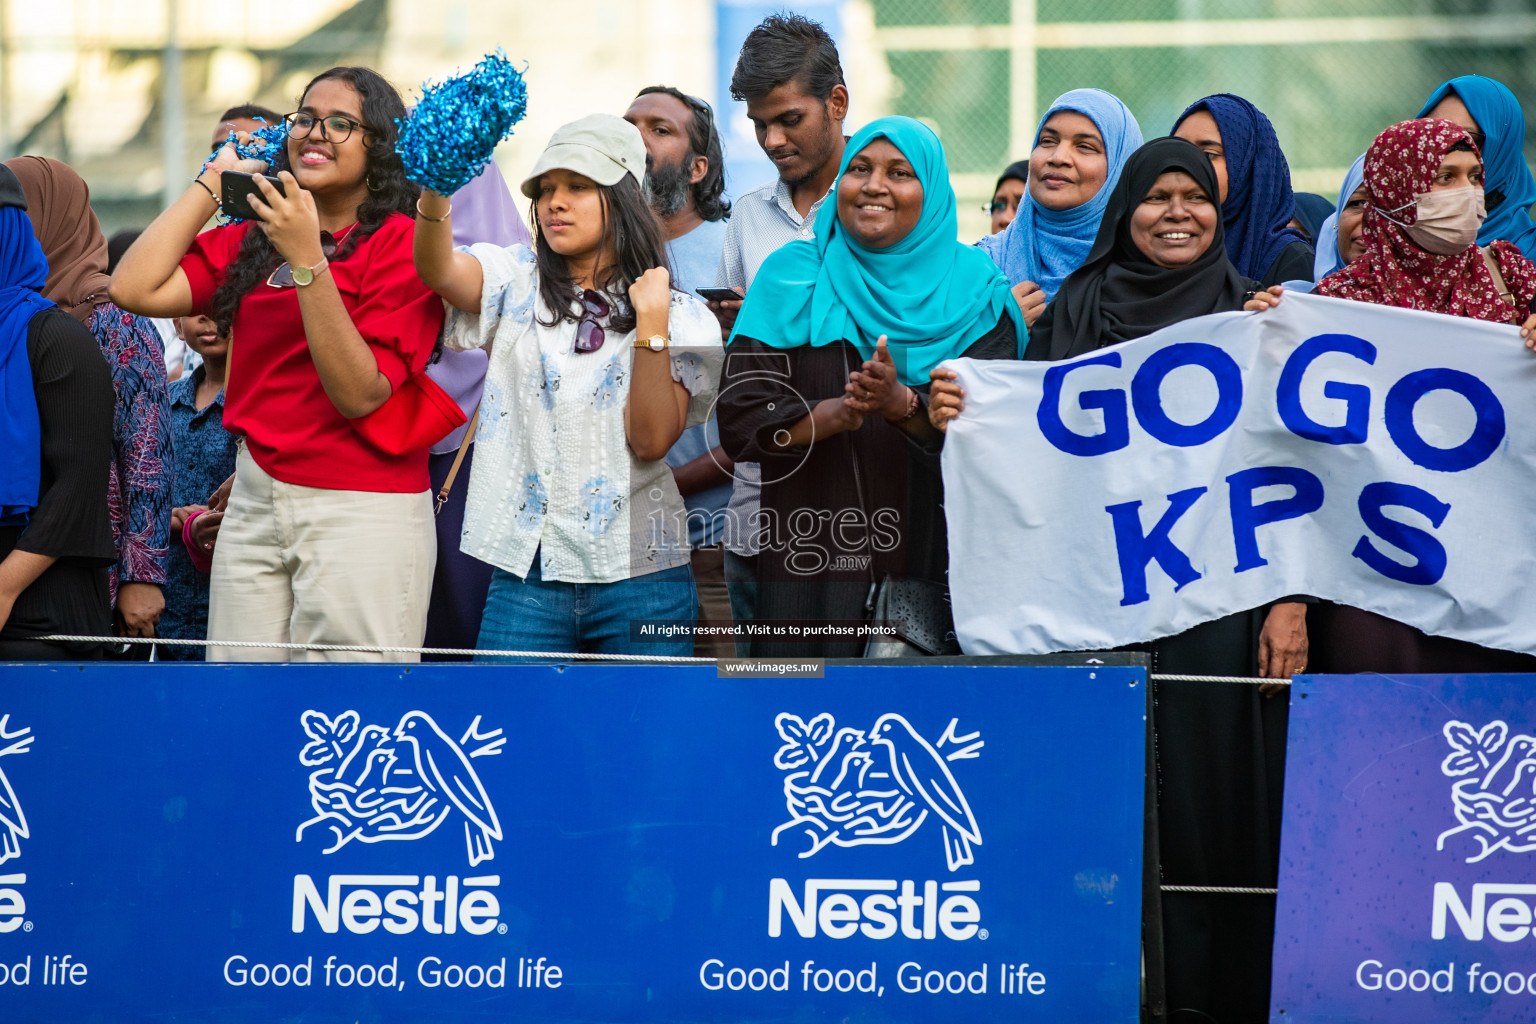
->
xmin=624 ymin=268 xmax=690 ymax=461
xmin=414 ymin=188 xmax=486 ymax=313
xmin=247 ymin=172 xmax=395 ymax=419
xmin=109 ymin=139 xmax=266 ymax=318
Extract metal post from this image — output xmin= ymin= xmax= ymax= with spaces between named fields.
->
xmin=161 ymin=0 xmax=185 ymax=207
xmin=1009 ymin=0 xmax=1037 ymax=162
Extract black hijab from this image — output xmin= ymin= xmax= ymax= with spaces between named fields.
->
xmin=1025 ymin=137 xmax=1253 ymax=361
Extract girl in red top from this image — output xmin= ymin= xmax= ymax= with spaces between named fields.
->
xmin=109 ymin=66 xmax=444 ymax=662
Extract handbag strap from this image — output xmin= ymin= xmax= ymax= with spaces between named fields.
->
xmin=433 ymin=405 xmax=480 ymax=516
xmin=1480 ymin=245 xmax=1515 ymax=306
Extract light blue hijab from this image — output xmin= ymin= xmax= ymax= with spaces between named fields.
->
xmin=977 ymin=89 xmax=1143 ymax=298
xmin=1417 ymin=75 xmax=1536 ymax=258
xmin=1312 ymin=154 xmax=1366 ymax=281
xmin=730 ymin=116 xmax=1021 ymax=382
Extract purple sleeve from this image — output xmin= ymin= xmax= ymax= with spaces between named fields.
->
xmin=93 ymin=304 xmax=173 ymax=589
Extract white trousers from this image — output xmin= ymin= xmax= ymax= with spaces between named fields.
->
xmin=206 ymin=449 xmax=435 ymax=662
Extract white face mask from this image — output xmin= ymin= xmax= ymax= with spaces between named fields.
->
xmin=1376 ymin=187 xmax=1486 ymax=255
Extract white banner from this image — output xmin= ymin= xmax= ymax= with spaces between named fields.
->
xmin=941 ymin=292 xmax=1536 ymax=656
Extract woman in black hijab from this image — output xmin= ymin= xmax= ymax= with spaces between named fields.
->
xmin=1023 ymin=136 xmax=1255 ymax=359
xmin=936 ymin=137 xmax=1303 ymax=1024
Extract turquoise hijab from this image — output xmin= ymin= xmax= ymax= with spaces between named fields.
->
xmin=1417 ymin=75 xmax=1536 ymax=257
xmin=730 ymin=116 xmax=1022 ymax=384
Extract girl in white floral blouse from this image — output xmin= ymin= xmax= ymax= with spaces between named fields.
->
xmin=414 ymin=114 xmax=721 ymax=659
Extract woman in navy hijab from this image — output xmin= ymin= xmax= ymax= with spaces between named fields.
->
xmin=1174 ymin=93 xmax=1314 ymax=286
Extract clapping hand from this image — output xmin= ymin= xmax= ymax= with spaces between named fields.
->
xmin=846 ymin=335 xmax=907 ymax=420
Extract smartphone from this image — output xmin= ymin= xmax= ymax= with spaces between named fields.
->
xmin=696 ymin=286 xmax=744 ymax=304
xmin=221 ymin=171 xmax=285 ymax=221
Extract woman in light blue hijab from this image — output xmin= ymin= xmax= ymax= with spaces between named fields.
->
xmin=719 ymin=116 xmax=1020 ymax=658
xmin=978 ymin=89 xmax=1143 ymax=314
xmin=1310 ymin=155 xmax=1367 ymax=282
xmin=1418 ymin=75 xmax=1536 ymax=257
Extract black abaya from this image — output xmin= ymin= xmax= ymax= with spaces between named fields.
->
xmin=718 ymin=315 xmax=1017 ymax=658
xmin=1146 ymin=613 xmax=1288 ymax=1024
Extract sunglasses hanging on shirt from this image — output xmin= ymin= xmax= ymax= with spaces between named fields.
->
xmin=575 ymin=289 xmax=610 ymax=353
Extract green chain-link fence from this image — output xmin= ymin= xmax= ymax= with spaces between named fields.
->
xmin=868 ymin=0 xmax=1536 ymax=240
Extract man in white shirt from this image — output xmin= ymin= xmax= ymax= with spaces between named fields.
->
xmin=708 ymin=13 xmax=850 ymax=650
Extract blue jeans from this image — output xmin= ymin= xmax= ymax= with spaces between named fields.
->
xmin=475 ymin=557 xmax=697 ymax=661
xmin=723 ymin=550 xmax=758 ymax=657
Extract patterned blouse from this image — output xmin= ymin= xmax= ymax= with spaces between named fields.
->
xmin=445 ymin=243 xmax=722 ymax=584
xmin=88 ymin=302 xmax=173 ymax=600
xmin=157 ymin=366 xmax=236 ymax=658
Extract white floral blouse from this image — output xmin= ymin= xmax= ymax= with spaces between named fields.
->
xmin=446 ymin=243 xmax=722 ymax=583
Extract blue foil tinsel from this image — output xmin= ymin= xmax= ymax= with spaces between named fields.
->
xmin=395 ymin=50 xmax=529 ymax=196
xmin=200 ymin=118 xmax=290 ymax=225
xmin=209 ymin=118 xmax=289 ymax=172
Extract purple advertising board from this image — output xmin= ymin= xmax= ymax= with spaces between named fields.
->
xmin=1270 ymin=673 xmax=1536 ymax=1022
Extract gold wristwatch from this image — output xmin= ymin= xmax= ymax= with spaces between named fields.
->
xmin=293 ymin=256 xmax=329 ymax=287
xmin=636 ymin=333 xmax=668 ymax=352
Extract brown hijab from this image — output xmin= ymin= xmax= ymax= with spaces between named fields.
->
xmin=4 ymin=155 xmax=113 ymax=323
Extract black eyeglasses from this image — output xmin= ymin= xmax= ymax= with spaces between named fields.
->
xmin=986 ymin=199 xmax=1010 ymax=215
xmin=575 ymin=290 xmax=610 ymax=353
xmin=284 ymin=112 xmax=367 ymax=144
xmin=1467 ymin=129 xmax=1488 ymax=153
xmin=268 ymin=232 xmax=340 ymax=289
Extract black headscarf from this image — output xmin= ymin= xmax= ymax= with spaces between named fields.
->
xmin=993 ymin=160 xmax=1029 ymax=194
xmin=1025 ymin=137 xmax=1254 ymax=361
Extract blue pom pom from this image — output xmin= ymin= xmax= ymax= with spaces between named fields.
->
xmin=208 ymin=117 xmax=289 ymax=172
xmin=395 ymin=50 xmax=529 ymax=196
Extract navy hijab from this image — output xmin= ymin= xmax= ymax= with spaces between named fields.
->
xmin=0 ymin=164 xmax=54 ymax=525
xmin=1175 ymin=94 xmax=1309 ymax=281
xmin=1291 ymin=193 xmax=1335 ymax=243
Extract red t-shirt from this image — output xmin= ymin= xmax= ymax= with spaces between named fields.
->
xmin=180 ymin=212 xmax=444 ymax=492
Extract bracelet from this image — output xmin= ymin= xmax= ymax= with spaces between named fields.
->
xmin=899 ymin=386 xmax=921 ymax=422
xmin=416 ymin=196 xmax=451 ymax=222
xmin=192 ymin=178 xmax=219 ymax=206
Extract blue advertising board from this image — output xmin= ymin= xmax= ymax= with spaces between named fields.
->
xmin=1271 ymin=673 xmax=1536 ymax=1022
xmin=0 ymin=661 xmax=1144 ymax=1022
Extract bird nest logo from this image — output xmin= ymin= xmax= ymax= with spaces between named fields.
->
xmin=1437 ymin=719 xmax=1536 ymax=864
xmin=771 ymin=713 xmax=983 ymax=872
xmin=296 ymin=710 xmax=505 ymax=867
xmin=0 ymin=715 xmax=33 ymax=867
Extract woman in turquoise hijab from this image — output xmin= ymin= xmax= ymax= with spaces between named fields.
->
xmin=1418 ymin=75 xmax=1536 ymax=257
xmin=718 ymin=116 xmax=1020 ymax=658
